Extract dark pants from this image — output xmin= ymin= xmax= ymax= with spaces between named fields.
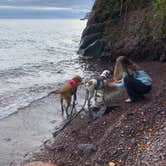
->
xmin=124 ymin=75 xmax=152 ymax=101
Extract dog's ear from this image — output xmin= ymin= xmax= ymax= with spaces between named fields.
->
xmin=106 ymin=70 xmax=111 ymax=77
xmin=72 ymin=75 xmax=82 ymax=83
xmin=87 ymin=80 xmax=93 ymax=86
xmin=101 ymin=70 xmax=110 ymax=78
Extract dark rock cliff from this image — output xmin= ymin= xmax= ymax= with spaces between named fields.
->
xmin=78 ymin=0 xmax=166 ymax=61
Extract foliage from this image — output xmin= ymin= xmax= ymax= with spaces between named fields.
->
xmin=152 ymin=0 xmax=166 ymax=39
xmin=100 ymin=0 xmax=121 ymax=19
xmin=153 ymin=0 xmax=166 ymax=19
xmin=91 ymin=0 xmax=122 ymax=23
xmin=94 ymin=0 xmax=151 ymax=19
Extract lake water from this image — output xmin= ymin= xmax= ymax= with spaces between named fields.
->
xmin=0 ymin=19 xmax=88 ymax=119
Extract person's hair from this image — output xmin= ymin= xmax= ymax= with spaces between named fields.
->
xmin=113 ymin=56 xmax=140 ymax=81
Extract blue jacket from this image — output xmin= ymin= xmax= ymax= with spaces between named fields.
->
xmin=115 ymin=70 xmax=152 ymax=88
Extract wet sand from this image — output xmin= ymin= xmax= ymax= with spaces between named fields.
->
xmin=0 ymin=96 xmax=64 ymax=166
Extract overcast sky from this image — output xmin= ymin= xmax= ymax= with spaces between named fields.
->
xmin=0 ymin=0 xmax=93 ymax=7
xmin=0 ymin=0 xmax=94 ymax=18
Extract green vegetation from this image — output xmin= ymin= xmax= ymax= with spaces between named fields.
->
xmin=94 ymin=0 xmax=151 ymax=19
xmin=142 ymin=16 xmax=153 ymax=39
xmin=92 ymin=0 xmax=122 ymax=19
xmin=94 ymin=0 xmax=165 ymax=39
xmin=101 ymin=0 xmax=121 ymax=18
xmin=153 ymin=0 xmax=166 ymax=19
xmin=140 ymin=0 xmax=166 ymax=39
xmin=152 ymin=0 xmax=166 ymax=39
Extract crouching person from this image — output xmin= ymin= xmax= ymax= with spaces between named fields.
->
xmin=108 ymin=56 xmax=152 ymax=103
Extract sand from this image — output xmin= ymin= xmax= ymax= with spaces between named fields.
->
xmin=0 ymin=96 xmax=63 ymax=166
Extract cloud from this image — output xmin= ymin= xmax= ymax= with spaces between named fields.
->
xmin=0 ymin=0 xmax=94 ymax=8
xmin=0 ymin=1 xmax=94 ymax=18
xmin=0 ymin=5 xmax=89 ymax=13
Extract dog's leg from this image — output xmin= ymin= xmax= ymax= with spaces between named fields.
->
xmin=94 ymin=90 xmax=98 ymax=101
xmin=60 ymin=98 xmax=64 ymax=116
xmin=65 ymin=97 xmax=71 ymax=118
xmin=71 ymin=92 xmax=76 ymax=117
xmin=102 ymin=89 xmax=107 ymax=106
xmin=70 ymin=101 xmax=75 ymax=118
xmin=87 ymin=95 xmax=91 ymax=108
xmin=88 ymin=88 xmax=95 ymax=109
xmin=102 ymin=92 xmax=106 ymax=105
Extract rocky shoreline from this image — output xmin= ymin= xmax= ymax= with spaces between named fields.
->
xmin=23 ymin=61 xmax=166 ymax=166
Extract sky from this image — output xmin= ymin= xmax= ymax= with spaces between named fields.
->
xmin=0 ymin=0 xmax=94 ymax=18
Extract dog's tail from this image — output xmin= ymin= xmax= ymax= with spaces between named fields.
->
xmin=48 ymin=89 xmax=60 ymax=96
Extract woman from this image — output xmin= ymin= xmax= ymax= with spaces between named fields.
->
xmin=109 ymin=56 xmax=152 ymax=102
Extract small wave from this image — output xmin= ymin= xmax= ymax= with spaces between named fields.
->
xmin=0 ymin=85 xmax=55 ymax=120
xmin=0 ymin=61 xmax=64 ymax=80
xmin=0 ymin=67 xmax=34 ymax=79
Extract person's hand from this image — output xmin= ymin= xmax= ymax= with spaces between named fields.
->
xmin=108 ymin=81 xmax=116 ymax=88
xmin=114 ymin=79 xmax=122 ymax=83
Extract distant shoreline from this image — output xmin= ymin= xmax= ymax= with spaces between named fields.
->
xmin=0 ymin=17 xmax=87 ymax=20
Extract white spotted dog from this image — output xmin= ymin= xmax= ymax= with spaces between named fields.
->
xmin=85 ymin=70 xmax=111 ymax=108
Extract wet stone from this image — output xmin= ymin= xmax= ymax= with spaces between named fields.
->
xmin=77 ymin=144 xmax=97 ymax=155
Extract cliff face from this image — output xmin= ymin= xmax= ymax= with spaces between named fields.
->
xmin=78 ymin=0 xmax=166 ymax=61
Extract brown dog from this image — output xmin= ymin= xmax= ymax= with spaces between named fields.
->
xmin=49 ymin=75 xmax=82 ymax=117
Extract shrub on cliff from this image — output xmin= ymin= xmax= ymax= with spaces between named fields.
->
xmin=152 ymin=0 xmax=166 ymax=39
xmin=92 ymin=0 xmax=151 ymax=21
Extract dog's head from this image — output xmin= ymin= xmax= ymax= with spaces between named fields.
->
xmin=72 ymin=75 xmax=82 ymax=83
xmin=100 ymin=70 xmax=110 ymax=78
